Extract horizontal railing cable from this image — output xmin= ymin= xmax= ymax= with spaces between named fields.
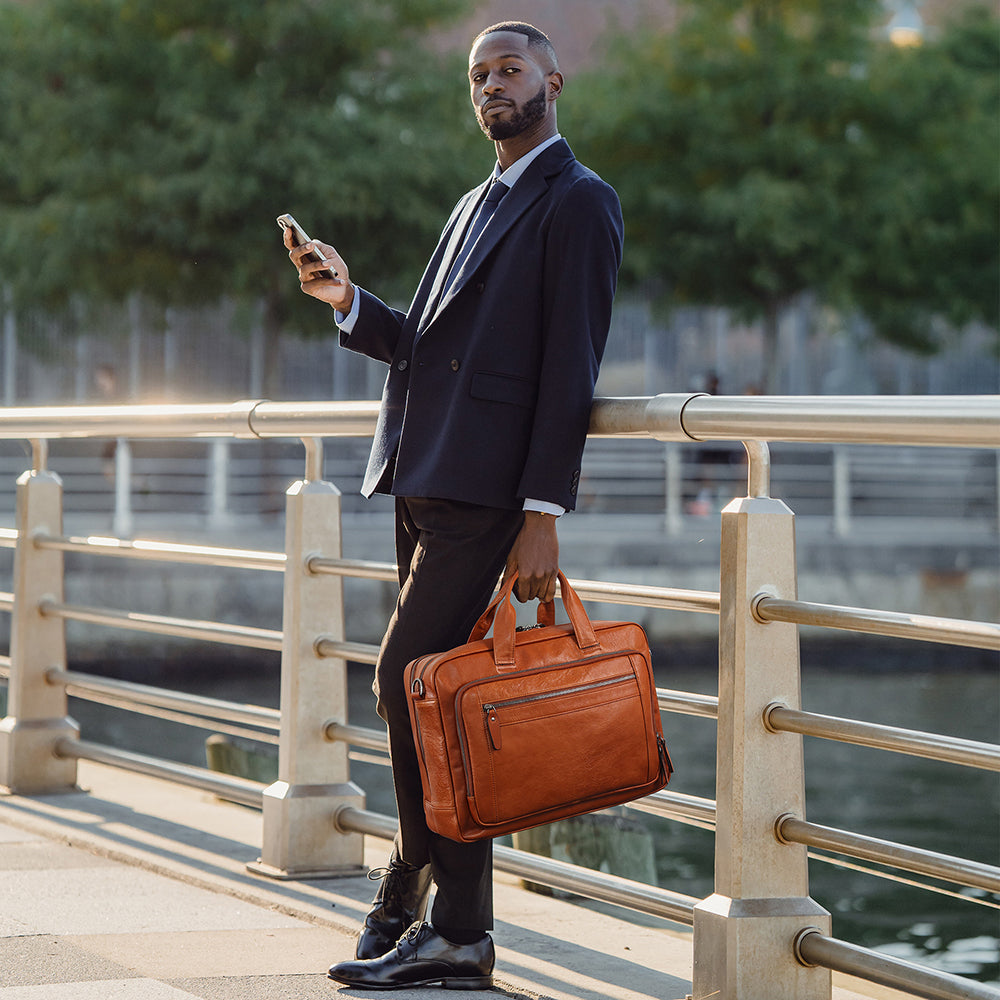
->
xmin=795 ymin=928 xmax=999 ymax=1000
xmin=309 ymin=557 xmax=722 ymax=616
xmin=658 ymin=687 xmax=719 ymax=718
xmin=334 ymin=805 xmax=698 ymax=925
xmin=307 ymin=555 xmax=398 ymax=582
xmin=46 ymin=668 xmax=280 ymax=731
xmin=39 ymin=600 xmax=283 ymax=652
xmin=33 ymin=533 xmax=285 ymax=572
xmin=0 ymin=394 xmax=993 ymax=448
xmin=754 ymin=594 xmax=1000 ymax=651
xmin=776 ymin=814 xmax=1000 ymax=894
xmin=56 ymin=738 xmax=265 ymax=809
xmin=628 ymin=790 xmax=717 ymax=830
xmin=765 ymin=703 xmax=1000 ymax=772
xmin=315 ymin=637 xmax=379 ymax=665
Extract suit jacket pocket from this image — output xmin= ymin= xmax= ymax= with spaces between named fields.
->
xmin=470 ymin=371 xmax=538 ymax=409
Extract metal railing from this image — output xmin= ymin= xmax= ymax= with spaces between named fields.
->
xmin=0 ymin=392 xmax=997 ymax=1000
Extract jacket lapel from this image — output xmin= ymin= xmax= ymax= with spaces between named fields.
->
xmin=419 ymin=141 xmax=574 ymax=333
xmin=416 ymin=180 xmax=490 ymax=334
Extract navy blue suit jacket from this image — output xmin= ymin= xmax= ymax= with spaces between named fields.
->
xmin=341 ymin=139 xmax=623 ymax=511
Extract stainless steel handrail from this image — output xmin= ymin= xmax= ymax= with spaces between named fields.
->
xmin=795 ymin=928 xmax=999 ymax=1000
xmin=46 ymin=668 xmax=281 ymax=730
xmin=764 ymin=703 xmax=1000 ymax=771
xmin=57 ymin=737 xmax=265 ymax=808
xmin=776 ymin=815 xmax=1000 ymax=893
xmin=754 ymin=594 xmax=1000 ymax=651
xmin=38 ymin=600 xmax=283 ymax=651
xmin=0 ymin=394 xmax=992 ymax=448
xmin=314 ymin=637 xmax=380 ymax=665
xmin=658 ymin=688 xmax=719 ymax=718
xmin=33 ymin=533 xmax=286 ymax=572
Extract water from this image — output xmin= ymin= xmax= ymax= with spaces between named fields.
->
xmin=57 ymin=637 xmax=999 ymax=985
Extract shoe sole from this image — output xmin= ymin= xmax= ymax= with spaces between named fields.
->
xmin=327 ymin=973 xmax=493 ymax=990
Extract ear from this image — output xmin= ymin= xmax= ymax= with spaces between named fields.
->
xmin=547 ymin=71 xmax=564 ymax=101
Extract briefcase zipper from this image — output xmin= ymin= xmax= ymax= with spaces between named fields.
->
xmin=448 ymin=648 xmax=646 ymax=798
xmin=482 ymin=673 xmax=633 ymax=751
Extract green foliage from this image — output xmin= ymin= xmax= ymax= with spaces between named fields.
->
xmin=0 ymin=0 xmax=484 ymax=328
xmin=848 ymin=5 xmax=1000 ymax=350
xmin=565 ymin=0 xmax=999 ymax=357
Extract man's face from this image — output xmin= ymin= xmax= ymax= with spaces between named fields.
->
xmin=468 ymin=31 xmax=555 ymax=142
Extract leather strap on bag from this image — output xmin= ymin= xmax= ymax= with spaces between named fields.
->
xmin=469 ymin=572 xmax=599 ymax=667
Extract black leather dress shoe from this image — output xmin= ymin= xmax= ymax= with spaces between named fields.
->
xmin=355 ymin=851 xmax=433 ymax=960
xmin=329 ymin=921 xmax=494 ymax=991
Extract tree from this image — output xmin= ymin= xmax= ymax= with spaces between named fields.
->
xmin=565 ymin=0 xmax=999 ymax=389
xmin=0 ymin=0 xmax=484 ymax=384
xmin=847 ymin=6 xmax=999 ymax=352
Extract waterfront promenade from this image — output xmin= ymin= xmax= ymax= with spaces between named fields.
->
xmin=0 ymin=761 xmax=913 ymax=1000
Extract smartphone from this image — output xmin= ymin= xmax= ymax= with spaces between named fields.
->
xmin=276 ymin=213 xmax=339 ymax=279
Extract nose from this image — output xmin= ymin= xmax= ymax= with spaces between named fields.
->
xmin=483 ymin=71 xmax=504 ymax=95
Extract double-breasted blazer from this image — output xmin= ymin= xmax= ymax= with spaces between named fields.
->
xmin=341 ymin=139 xmax=624 ymax=511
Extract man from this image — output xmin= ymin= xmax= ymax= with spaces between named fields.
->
xmin=285 ymin=21 xmax=623 ymax=991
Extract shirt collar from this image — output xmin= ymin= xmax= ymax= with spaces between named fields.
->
xmin=493 ymin=133 xmax=562 ymax=189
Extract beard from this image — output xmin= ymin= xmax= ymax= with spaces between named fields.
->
xmin=477 ymin=85 xmax=547 ymax=141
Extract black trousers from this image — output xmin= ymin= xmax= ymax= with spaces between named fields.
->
xmin=373 ymin=496 xmax=523 ymax=932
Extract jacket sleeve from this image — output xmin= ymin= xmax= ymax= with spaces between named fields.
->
xmin=516 ymin=175 xmax=624 ymax=510
xmin=339 ymin=288 xmax=407 ymax=366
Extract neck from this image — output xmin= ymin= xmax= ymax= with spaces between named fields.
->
xmin=494 ymin=120 xmax=558 ymax=171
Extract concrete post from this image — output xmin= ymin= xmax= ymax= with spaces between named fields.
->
xmin=112 ymin=438 xmax=132 ymax=539
xmin=665 ymin=443 xmax=683 ymax=536
xmin=692 ymin=493 xmax=831 ymax=1000
xmin=208 ymin=438 xmax=230 ymax=530
xmin=249 ymin=474 xmax=365 ymax=879
xmin=0 ymin=465 xmax=79 ymax=793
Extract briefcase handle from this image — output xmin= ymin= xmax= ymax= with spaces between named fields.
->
xmin=469 ymin=571 xmax=599 ymax=667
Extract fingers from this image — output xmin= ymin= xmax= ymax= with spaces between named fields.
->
xmin=508 ymin=512 xmax=559 ymax=604
xmin=514 ymin=569 xmax=557 ymax=604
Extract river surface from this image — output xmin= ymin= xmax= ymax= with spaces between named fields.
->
xmin=58 ymin=637 xmax=999 ymax=986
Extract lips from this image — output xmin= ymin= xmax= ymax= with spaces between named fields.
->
xmin=482 ymin=100 xmax=512 ymax=115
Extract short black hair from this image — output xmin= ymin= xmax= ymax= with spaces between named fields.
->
xmin=473 ymin=21 xmax=559 ymax=71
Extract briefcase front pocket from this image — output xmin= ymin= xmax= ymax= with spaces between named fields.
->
xmin=457 ymin=652 xmax=659 ymax=829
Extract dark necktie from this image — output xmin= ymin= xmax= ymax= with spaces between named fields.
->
xmin=444 ymin=180 xmax=508 ymax=293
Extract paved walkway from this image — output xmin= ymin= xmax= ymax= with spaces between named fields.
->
xmin=0 ymin=761 xmax=911 ymax=1000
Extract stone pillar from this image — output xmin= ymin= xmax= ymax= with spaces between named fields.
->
xmin=250 ymin=476 xmax=365 ymax=879
xmin=0 ymin=467 xmax=78 ymax=793
xmin=692 ymin=494 xmax=831 ymax=999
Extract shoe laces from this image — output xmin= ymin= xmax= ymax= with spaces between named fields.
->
xmin=367 ymin=858 xmax=420 ymax=909
xmin=402 ymin=922 xmax=425 ymax=947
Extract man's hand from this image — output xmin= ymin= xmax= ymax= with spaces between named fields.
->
xmin=283 ymin=229 xmax=355 ymax=314
xmin=502 ymin=511 xmax=559 ymax=603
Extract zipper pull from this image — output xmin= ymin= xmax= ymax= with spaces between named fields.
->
xmin=484 ymin=705 xmax=502 ymax=751
xmin=657 ymin=734 xmax=674 ymax=782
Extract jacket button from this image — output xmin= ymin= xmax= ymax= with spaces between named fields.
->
xmin=450 ymin=359 xmax=461 ymax=372
xmin=475 ymin=282 xmax=485 ymax=294
xmin=397 ymin=359 xmax=408 ymax=371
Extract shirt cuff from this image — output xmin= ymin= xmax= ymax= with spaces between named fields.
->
xmin=523 ymin=499 xmax=565 ymax=517
xmin=334 ymin=287 xmax=361 ymax=332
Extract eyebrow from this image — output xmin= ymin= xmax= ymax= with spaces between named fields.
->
xmin=469 ymin=53 xmax=529 ymax=73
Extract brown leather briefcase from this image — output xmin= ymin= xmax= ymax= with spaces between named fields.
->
xmin=404 ymin=572 xmax=673 ymax=843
